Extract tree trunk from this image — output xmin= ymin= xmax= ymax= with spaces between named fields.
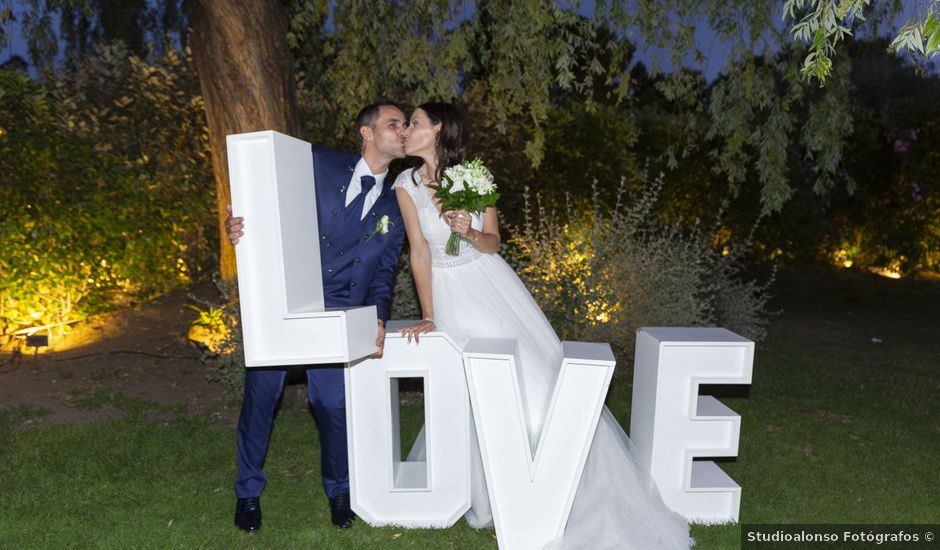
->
xmin=189 ymin=0 xmax=301 ymax=282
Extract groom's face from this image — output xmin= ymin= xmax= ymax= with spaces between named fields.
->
xmin=365 ymin=105 xmax=407 ymax=161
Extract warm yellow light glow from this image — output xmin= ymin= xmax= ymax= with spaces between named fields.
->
xmin=832 ymin=248 xmax=858 ymax=269
xmin=8 ymin=317 xmax=97 ymax=354
xmin=55 ymin=331 xmax=102 ymax=351
xmin=721 ymin=247 xmax=730 ymax=256
xmin=0 ymin=127 xmax=7 ymax=138
xmin=527 ymin=236 xmax=619 ymax=327
xmin=870 ymin=267 xmax=901 ymax=279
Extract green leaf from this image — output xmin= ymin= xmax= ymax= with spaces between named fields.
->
xmin=927 ymin=25 xmax=940 ymax=54
xmin=924 ymin=12 xmax=939 ymax=39
xmin=836 ymin=0 xmax=855 ymax=19
xmin=912 ymin=25 xmax=926 ymax=55
xmin=812 ymin=27 xmax=827 ymax=50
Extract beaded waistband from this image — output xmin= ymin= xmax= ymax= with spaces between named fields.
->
xmin=430 ymin=245 xmax=481 ymax=268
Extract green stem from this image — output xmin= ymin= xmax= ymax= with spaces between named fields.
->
xmin=445 ymin=231 xmax=462 ymax=256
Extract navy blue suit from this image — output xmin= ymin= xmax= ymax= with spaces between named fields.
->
xmin=235 ymin=146 xmax=405 ymax=500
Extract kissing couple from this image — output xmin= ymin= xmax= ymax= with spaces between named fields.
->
xmin=225 ymin=101 xmax=692 ymax=549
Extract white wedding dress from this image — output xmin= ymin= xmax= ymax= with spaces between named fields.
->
xmin=394 ymin=169 xmax=692 ymax=549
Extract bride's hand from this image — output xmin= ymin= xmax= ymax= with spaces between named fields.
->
xmin=399 ymin=318 xmax=436 ymax=344
xmin=446 ymin=209 xmax=472 ymax=236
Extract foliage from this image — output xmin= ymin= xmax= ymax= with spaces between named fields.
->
xmin=742 ymin=39 xmax=940 ymax=274
xmin=506 ymin=176 xmax=772 ymax=360
xmin=836 ymin=56 xmax=938 ymax=273
xmin=13 ymin=0 xmax=189 ymax=76
xmin=785 ymin=0 xmax=940 ymax=83
xmin=292 ymin=1 xmax=612 ymax=169
xmin=284 ymin=0 xmax=861 ymax=215
xmin=186 ymin=304 xmax=225 ymax=330
xmin=785 ymin=0 xmax=871 ymax=82
xmin=189 ymin=276 xmax=244 ymax=396
xmin=0 ymin=1 xmax=11 ymax=50
xmin=889 ymin=2 xmax=940 ymax=59
xmin=7 ymin=0 xmax=938 ymax=244
xmin=6 ymin=0 xmax=939 ymax=225
xmin=481 ymin=100 xmax=644 ymax=221
xmin=390 ymin=249 xmax=421 ymax=321
xmin=0 ymin=46 xmax=214 ymax=335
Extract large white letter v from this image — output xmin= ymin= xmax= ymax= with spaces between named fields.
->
xmin=463 ymin=339 xmax=615 ymax=550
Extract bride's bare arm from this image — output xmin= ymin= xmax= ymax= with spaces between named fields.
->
xmin=396 ymin=187 xmax=436 ymax=343
xmin=446 ymin=206 xmax=501 ymax=254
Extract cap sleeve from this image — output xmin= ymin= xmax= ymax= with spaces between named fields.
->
xmin=392 ymin=168 xmax=417 ymax=192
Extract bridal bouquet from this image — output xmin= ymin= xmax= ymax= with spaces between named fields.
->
xmin=431 ymin=158 xmax=500 ymax=255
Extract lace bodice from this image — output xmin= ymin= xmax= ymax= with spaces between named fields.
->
xmin=394 ymin=168 xmax=484 ymax=268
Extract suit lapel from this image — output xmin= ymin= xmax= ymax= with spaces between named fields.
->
xmin=322 ymin=154 xmax=358 ymax=236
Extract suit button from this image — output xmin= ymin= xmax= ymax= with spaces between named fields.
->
xmin=372 ymin=212 xmax=376 ymax=217
xmin=321 ymin=234 xmax=326 ymax=239
xmin=351 ymin=281 xmax=357 ymax=288
xmin=354 ymin=257 xmax=361 ymax=263
xmin=339 ymin=251 xmax=344 ymax=255
xmin=325 ymin=242 xmax=331 ymax=248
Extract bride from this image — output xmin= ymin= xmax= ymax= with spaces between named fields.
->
xmin=395 ymin=102 xmax=692 ymax=549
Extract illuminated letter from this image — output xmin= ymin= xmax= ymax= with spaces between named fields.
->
xmin=345 ymin=323 xmax=471 ymax=527
xmin=227 ymin=130 xmax=376 ymax=366
xmin=463 ymin=339 xmax=615 ymax=550
xmin=630 ymin=327 xmax=753 ymax=523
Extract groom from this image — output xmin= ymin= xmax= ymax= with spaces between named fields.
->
xmin=225 ymin=101 xmax=407 ymax=532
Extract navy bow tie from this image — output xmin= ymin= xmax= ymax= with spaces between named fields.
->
xmin=360 ymin=175 xmax=376 ymax=195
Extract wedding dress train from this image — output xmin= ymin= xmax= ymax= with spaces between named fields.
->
xmin=395 ymin=169 xmax=691 ymax=549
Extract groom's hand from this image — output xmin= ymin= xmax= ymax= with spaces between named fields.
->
xmin=372 ymin=321 xmax=386 ymax=358
xmin=225 ymin=205 xmax=245 ymax=245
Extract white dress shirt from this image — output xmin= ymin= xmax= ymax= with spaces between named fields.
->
xmin=344 ymin=157 xmax=387 ymax=220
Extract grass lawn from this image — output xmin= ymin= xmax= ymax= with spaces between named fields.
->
xmin=1 ymin=269 xmax=937 ymax=549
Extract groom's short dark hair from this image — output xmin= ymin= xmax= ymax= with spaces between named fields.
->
xmin=355 ymin=100 xmax=403 ymax=147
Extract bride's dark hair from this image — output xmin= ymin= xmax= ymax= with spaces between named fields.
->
xmin=411 ymin=102 xmax=466 ymax=185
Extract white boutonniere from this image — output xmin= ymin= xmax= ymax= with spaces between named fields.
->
xmin=365 ymin=214 xmax=392 ymax=242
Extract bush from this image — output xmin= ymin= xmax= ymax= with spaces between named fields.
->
xmin=390 ymin=250 xmax=420 ymax=320
xmin=0 ymin=46 xmax=214 ymax=338
xmin=506 ymin=175 xmax=772 ymax=361
xmin=188 ymin=277 xmax=245 ymax=397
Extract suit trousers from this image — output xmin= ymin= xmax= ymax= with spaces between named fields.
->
xmin=234 ymin=365 xmax=348 ymax=499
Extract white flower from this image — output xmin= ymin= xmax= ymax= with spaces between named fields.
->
xmin=443 ymin=165 xmax=466 ymax=192
xmin=365 ymin=215 xmax=393 ymax=242
xmin=444 ymin=159 xmax=496 ymax=195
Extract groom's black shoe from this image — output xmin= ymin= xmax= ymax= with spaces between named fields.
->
xmin=234 ymin=497 xmax=262 ymax=532
xmin=329 ymin=493 xmax=355 ymax=529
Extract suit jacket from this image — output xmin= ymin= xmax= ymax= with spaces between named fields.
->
xmin=312 ymin=146 xmax=404 ymax=322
